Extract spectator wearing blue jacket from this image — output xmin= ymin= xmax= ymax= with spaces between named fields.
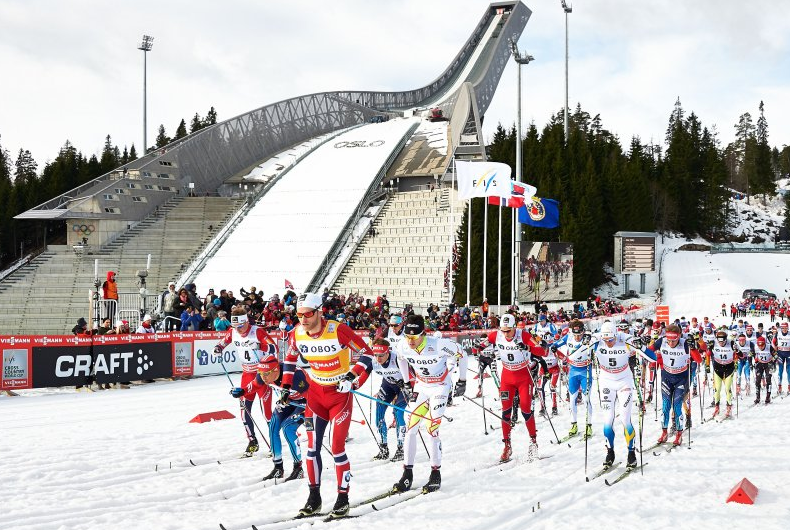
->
xmin=180 ymin=306 xmax=203 ymax=331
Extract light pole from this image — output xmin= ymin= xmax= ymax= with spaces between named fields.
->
xmin=561 ymin=1 xmax=572 ymax=144
xmin=138 ymin=35 xmax=154 ymax=154
xmin=509 ymin=39 xmax=534 ymax=306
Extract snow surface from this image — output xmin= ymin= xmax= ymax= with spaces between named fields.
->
xmin=4 ymin=243 xmax=790 ymax=529
xmin=192 ymin=118 xmax=418 ymax=297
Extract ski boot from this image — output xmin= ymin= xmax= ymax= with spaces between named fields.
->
xmin=645 ymin=391 xmax=653 ymax=404
xmin=724 ymin=404 xmax=732 ymax=419
xmin=657 ymin=428 xmax=669 ymax=444
xmin=373 ymin=443 xmax=389 ymax=461
xmin=603 ymin=447 xmax=615 ymax=468
xmin=528 ymin=436 xmax=539 ymax=461
xmin=390 ymin=446 xmax=404 ymax=462
xmin=297 ymin=486 xmax=322 ymax=518
xmin=284 ymin=462 xmax=303 ymax=482
xmin=692 ymin=386 xmax=698 ymax=397
xmin=672 ymin=430 xmax=683 ymax=446
xmin=551 ymin=406 xmax=558 ymax=416
xmin=626 ymin=449 xmax=637 ymax=470
xmin=765 ymin=392 xmax=771 ymax=404
xmin=568 ymin=422 xmax=578 ymax=436
xmin=745 ymin=382 xmax=750 ymax=396
xmin=778 ymin=384 xmax=783 ymax=395
xmin=584 ymin=424 xmax=593 ymax=439
xmin=711 ymin=403 xmax=720 ymax=418
xmin=392 ymin=466 xmax=413 ymax=493
xmin=244 ymin=439 xmax=259 ymax=457
xmin=328 ymin=492 xmax=350 ymax=519
xmin=263 ymin=462 xmax=284 ymax=481
xmin=423 ymin=467 xmax=441 ymax=493
xmin=475 ymin=386 xmax=483 ymax=398
xmin=538 ymin=406 xmax=547 ymax=418
xmin=754 ymin=389 xmax=761 ymax=405
xmin=500 ymin=439 xmax=513 ymax=463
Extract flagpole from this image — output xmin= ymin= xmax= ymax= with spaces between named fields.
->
xmin=483 ymin=200 xmax=488 ymax=305
xmin=511 ymin=208 xmax=515 ymax=306
xmin=497 ymin=203 xmax=502 ymax=312
xmin=450 ymin=156 xmax=456 ymax=308
xmin=466 ymin=198 xmax=472 ymax=306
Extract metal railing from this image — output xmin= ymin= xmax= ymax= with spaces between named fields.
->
xmin=710 ymin=243 xmax=789 ymax=254
xmin=307 ymin=122 xmax=420 ymax=292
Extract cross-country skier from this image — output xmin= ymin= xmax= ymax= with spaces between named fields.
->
xmin=279 ymin=292 xmax=374 ymax=519
xmin=551 ymin=319 xmax=593 ymax=439
xmin=590 ymin=321 xmax=655 ymax=470
xmin=772 ymin=321 xmax=790 ymax=395
xmin=644 ymin=324 xmax=702 ymax=446
xmin=752 ymin=335 xmax=776 ymax=404
xmin=391 ymin=315 xmax=467 ymax=494
xmin=213 ymin=306 xmax=278 ymax=457
xmin=707 ymin=329 xmax=738 ymax=418
xmin=478 ymin=314 xmax=548 ymax=462
xmin=734 ymin=333 xmax=754 ymax=396
xmin=353 ymin=338 xmax=406 ymax=462
xmin=231 ymin=358 xmax=308 ymax=482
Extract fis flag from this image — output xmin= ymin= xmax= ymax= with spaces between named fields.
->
xmin=284 ymin=279 xmax=294 ymax=290
xmin=487 ymin=181 xmax=537 ymax=208
xmin=456 ymin=161 xmax=513 ymax=200
xmin=518 ymin=198 xmax=560 ymax=228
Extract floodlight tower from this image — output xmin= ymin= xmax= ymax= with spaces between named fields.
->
xmin=138 ymin=35 xmax=154 ymax=154
xmin=509 ymin=39 xmax=534 ymax=305
xmin=561 ymin=1 xmax=572 ymax=143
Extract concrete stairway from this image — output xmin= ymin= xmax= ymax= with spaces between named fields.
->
xmin=0 ymin=196 xmax=243 ymax=335
xmin=331 ymin=188 xmax=464 ymax=312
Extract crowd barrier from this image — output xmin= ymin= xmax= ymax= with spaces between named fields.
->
xmin=1 ymin=309 xmax=655 ymax=391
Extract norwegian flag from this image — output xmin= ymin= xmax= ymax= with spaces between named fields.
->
xmin=487 ymin=181 xmax=531 ymax=208
xmin=444 ymin=261 xmax=450 ymax=289
xmin=452 ymin=242 xmax=459 ymax=270
xmin=284 ymin=279 xmax=294 ymax=290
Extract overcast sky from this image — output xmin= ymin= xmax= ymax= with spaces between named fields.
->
xmin=1 ymin=0 xmax=788 ymax=169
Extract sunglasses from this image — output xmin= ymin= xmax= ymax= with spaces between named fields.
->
xmin=500 ymin=327 xmax=513 ymax=332
xmin=297 ymin=310 xmax=317 ymax=318
xmin=405 ymin=333 xmax=423 ymax=339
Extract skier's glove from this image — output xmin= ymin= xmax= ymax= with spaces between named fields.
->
xmin=453 ymin=379 xmax=467 ymax=397
xmin=277 ymin=385 xmax=291 ymax=407
xmin=582 ymin=332 xmax=592 ymax=345
xmin=212 ymin=345 xmax=224 ymax=360
xmin=336 ymin=372 xmax=356 ymax=393
xmin=397 ymin=379 xmax=413 ymax=400
xmin=230 ymin=387 xmax=245 ymax=398
xmin=549 ymin=344 xmax=559 ymax=353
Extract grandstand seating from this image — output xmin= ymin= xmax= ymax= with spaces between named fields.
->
xmin=0 ymin=197 xmax=243 ymax=335
xmin=332 ymin=188 xmax=464 ymax=311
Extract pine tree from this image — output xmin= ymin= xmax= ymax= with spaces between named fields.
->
xmin=205 ymin=106 xmax=218 ymax=126
xmin=155 ymin=124 xmax=170 ymax=148
xmin=174 ymin=119 xmax=188 ymax=140
xmin=189 ymin=113 xmax=203 ymax=133
xmin=129 ymin=144 xmax=138 ymax=161
xmin=753 ymin=101 xmax=775 ymax=202
xmin=100 ymin=135 xmax=119 ymax=174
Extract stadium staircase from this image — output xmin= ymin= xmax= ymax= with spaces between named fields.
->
xmin=331 ymin=188 xmax=464 ymax=311
xmin=0 ymin=197 xmax=243 ymax=335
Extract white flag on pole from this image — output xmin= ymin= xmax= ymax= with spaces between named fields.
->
xmin=456 ymin=160 xmax=513 ymax=200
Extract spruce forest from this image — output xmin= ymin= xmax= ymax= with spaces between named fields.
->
xmin=0 ymin=108 xmax=217 ymax=269
xmin=453 ymin=100 xmax=790 ymax=304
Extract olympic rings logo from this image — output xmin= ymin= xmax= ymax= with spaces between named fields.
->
xmin=72 ymin=224 xmax=95 ymax=235
xmin=334 ymin=140 xmax=385 ymax=148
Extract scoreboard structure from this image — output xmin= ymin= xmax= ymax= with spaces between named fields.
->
xmin=613 ymin=231 xmax=657 ymax=296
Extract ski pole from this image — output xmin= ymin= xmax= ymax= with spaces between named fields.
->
xmin=687 ymin=366 xmax=692 ymax=449
xmin=462 ymin=394 xmax=505 ymax=421
xmin=481 ymin=361 xmax=489 ymax=435
xmin=526 ymin=367 xmax=561 ymax=444
xmin=218 ymin=358 xmax=271 ymax=449
xmin=351 ymin=389 xmax=453 ymax=423
xmin=353 ymin=393 xmax=381 ymax=445
xmin=397 ymin=388 xmax=430 ymax=458
xmin=631 ymin=365 xmax=645 ymax=475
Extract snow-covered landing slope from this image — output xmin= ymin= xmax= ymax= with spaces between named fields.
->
xmin=2 ymin=373 xmax=788 ymax=530
xmin=193 ymin=118 xmax=417 ymax=296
